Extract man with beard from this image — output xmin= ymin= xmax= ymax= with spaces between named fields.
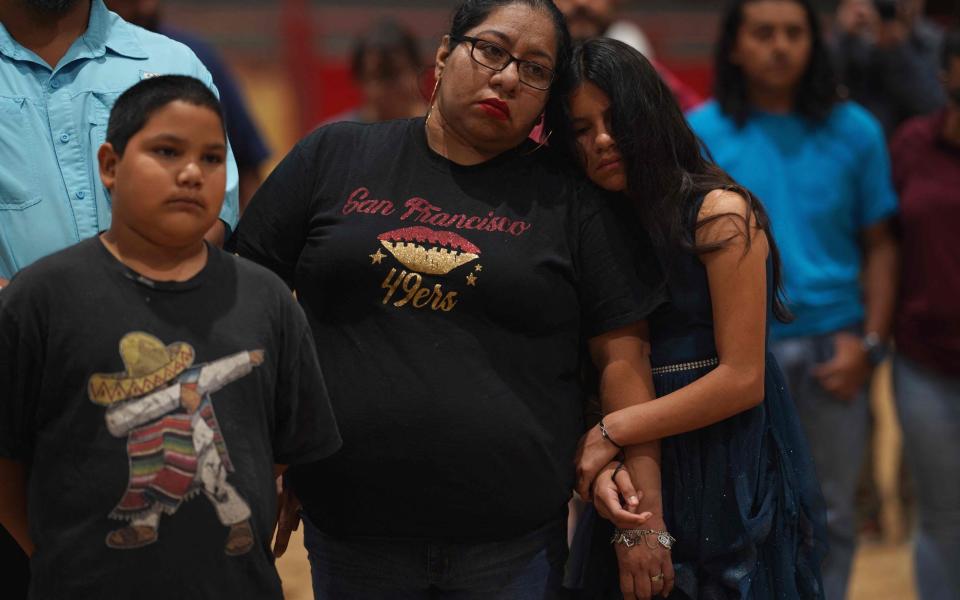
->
xmin=0 ymin=0 xmax=239 ymax=289
xmin=106 ymin=0 xmax=269 ymax=212
xmin=554 ymin=0 xmax=703 ymax=110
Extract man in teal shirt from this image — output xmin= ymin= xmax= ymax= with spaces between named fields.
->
xmin=0 ymin=0 xmax=239 ymax=284
xmin=688 ymin=1 xmax=898 ymax=598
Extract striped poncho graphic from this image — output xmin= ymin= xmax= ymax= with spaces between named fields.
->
xmin=89 ymin=333 xmax=261 ymax=526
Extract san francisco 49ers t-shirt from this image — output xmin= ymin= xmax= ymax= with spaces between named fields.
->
xmin=235 ymin=118 xmax=665 ymax=541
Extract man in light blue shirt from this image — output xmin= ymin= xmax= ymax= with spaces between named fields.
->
xmin=688 ymin=1 xmax=898 ymax=598
xmin=0 ymin=0 xmax=239 ymax=283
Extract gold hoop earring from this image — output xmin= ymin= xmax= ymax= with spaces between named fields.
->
xmin=425 ymin=76 xmax=441 ymax=123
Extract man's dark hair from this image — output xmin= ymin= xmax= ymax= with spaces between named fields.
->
xmin=943 ymin=27 xmax=960 ymax=69
xmin=714 ymin=0 xmax=839 ymax=127
xmin=448 ymin=0 xmax=573 ymax=143
xmin=351 ymin=19 xmax=423 ymax=80
xmin=107 ymin=75 xmax=225 ymax=156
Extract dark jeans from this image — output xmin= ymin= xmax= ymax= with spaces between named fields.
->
xmin=302 ymin=515 xmax=568 ymax=599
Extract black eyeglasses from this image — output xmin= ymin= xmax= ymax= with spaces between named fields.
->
xmin=451 ymin=35 xmax=556 ymax=91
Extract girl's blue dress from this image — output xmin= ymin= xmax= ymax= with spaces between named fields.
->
xmin=566 ymin=199 xmax=827 ymax=599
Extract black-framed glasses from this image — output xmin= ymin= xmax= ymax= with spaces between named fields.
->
xmin=451 ymin=35 xmax=556 ymax=91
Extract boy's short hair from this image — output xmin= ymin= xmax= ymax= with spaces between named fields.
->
xmin=944 ymin=28 xmax=960 ymax=69
xmin=107 ymin=75 xmax=225 ymax=156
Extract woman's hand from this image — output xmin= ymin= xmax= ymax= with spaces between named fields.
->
xmin=575 ymin=423 xmax=622 ymax=500
xmin=593 ymin=461 xmax=652 ymax=528
xmin=613 ymin=516 xmax=675 ymax=599
xmin=273 ymin=478 xmax=302 ymax=558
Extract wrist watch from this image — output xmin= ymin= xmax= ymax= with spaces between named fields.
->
xmin=861 ymin=332 xmax=888 ymax=366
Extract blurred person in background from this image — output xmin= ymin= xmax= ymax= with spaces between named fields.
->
xmin=106 ymin=0 xmax=271 ymax=212
xmin=833 ymin=0 xmax=946 ymax=136
xmin=889 ymin=28 xmax=960 ymax=600
xmin=554 ymin=0 xmax=702 ymax=111
xmin=324 ymin=18 xmax=428 ymax=125
xmin=687 ymin=0 xmax=899 ymax=598
xmin=234 ymin=0 xmax=670 ymax=597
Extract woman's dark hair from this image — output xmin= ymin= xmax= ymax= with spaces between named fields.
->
xmin=447 ymin=0 xmax=573 ymax=141
xmin=107 ymin=75 xmax=224 ymax=157
xmin=714 ymin=0 xmax=839 ymax=126
xmin=943 ymin=27 xmax=960 ymax=69
xmin=351 ymin=18 xmax=423 ymax=80
xmin=547 ymin=38 xmax=791 ymax=322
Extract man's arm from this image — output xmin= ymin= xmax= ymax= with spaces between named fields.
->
xmin=861 ymin=219 xmax=899 ymax=341
xmin=196 ymin=350 xmax=264 ymax=395
xmin=0 ymin=458 xmax=33 ymax=555
xmin=814 ymin=220 xmax=899 ymax=399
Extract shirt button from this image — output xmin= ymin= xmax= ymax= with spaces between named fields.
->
xmin=59 ymin=133 xmax=70 ymax=143
xmin=76 ymin=191 xmax=85 ymax=199
xmin=50 ymin=79 xmax=60 ymax=89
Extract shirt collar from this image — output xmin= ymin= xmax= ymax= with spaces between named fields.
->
xmin=81 ymin=0 xmax=148 ymax=60
xmin=0 ymin=0 xmax=147 ymax=63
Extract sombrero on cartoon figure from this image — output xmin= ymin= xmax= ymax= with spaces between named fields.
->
xmin=88 ymin=332 xmax=195 ymax=406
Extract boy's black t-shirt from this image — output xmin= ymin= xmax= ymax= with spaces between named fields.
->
xmin=235 ymin=118 xmax=665 ymax=541
xmin=0 ymin=239 xmax=341 ymax=600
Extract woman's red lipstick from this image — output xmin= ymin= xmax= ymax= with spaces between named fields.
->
xmin=478 ymin=98 xmax=510 ymax=120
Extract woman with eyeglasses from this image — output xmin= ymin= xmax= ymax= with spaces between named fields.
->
xmin=549 ymin=38 xmax=827 ymax=599
xmin=234 ymin=1 xmax=669 ymax=598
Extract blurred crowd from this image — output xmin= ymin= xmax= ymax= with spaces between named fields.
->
xmin=1 ymin=0 xmax=957 ymax=599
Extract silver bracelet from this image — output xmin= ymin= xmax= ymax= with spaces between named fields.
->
xmin=610 ymin=528 xmax=676 ymax=550
xmin=599 ymin=418 xmax=623 ymax=449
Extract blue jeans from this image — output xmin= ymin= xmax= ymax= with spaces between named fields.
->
xmin=893 ymin=354 xmax=960 ymax=600
xmin=301 ymin=515 xmax=568 ymax=599
xmin=772 ymin=333 xmax=869 ymax=600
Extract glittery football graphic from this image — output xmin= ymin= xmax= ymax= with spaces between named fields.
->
xmin=378 ymin=226 xmax=481 ymax=275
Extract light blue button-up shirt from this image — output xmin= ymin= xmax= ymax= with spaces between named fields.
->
xmin=0 ymin=0 xmax=239 ymax=278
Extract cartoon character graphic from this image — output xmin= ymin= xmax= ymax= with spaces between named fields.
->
xmin=87 ymin=332 xmax=264 ymax=555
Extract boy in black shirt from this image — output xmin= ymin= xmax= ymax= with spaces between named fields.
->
xmin=0 ymin=75 xmax=340 ymax=599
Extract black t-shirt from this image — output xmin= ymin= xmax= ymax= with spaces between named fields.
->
xmin=235 ymin=118 xmax=664 ymax=541
xmin=0 ymin=238 xmax=341 ymax=600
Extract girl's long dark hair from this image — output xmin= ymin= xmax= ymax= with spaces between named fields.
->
xmin=715 ymin=0 xmax=839 ymax=127
xmin=546 ymin=38 xmax=791 ymax=322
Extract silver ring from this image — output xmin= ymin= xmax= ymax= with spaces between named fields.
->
xmin=651 ymin=573 xmax=664 ymax=582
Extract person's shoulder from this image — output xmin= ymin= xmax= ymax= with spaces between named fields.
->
xmin=301 ymin=118 xmax=412 ymax=152
xmin=891 ymin=111 xmax=941 ymax=151
xmin=2 ymin=240 xmax=101 ymax=306
xmin=123 ymin=24 xmax=196 ymax=60
xmin=217 ymin=249 xmax=293 ymax=294
xmin=686 ymin=100 xmax=731 ymax=136
xmin=157 ymin=26 xmax=216 ymax=61
xmin=113 ymin=19 xmax=209 ymax=78
xmin=826 ymin=101 xmax=885 ymax=140
xmin=700 ymin=188 xmax=751 ymax=220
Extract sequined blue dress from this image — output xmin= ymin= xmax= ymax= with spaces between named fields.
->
xmin=566 ymin=199 xmax=827 ymax=599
